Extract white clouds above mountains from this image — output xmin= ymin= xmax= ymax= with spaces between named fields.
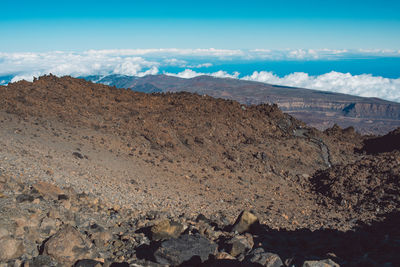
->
xmin=0 ymin=49 xmax=399 ymax=102
xmin=166 ymin=69 xmax=240 ymax=79
xmin=242 ymin=71 xmax=400 ymax=102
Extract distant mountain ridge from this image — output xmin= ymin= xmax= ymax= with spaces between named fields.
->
xmin=83 ymin=74 xmax=400 ymax=134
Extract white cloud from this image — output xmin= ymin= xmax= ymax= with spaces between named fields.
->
xmin=1 ymin=49 xmax=400 ymax=102
xmin=165 ymin=69 xmax=240 ymax=79
xmin=163 ymin=58 xmax=187 ymax=67
xmin=242 ymin=71 xmax=400 ymax=102
xmin=83 ymin=48 xmax=244 ymax=57
xmin=192 ymin=63 xmax=213 ymax=68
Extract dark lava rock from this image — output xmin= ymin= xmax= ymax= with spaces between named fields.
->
xmin=73 ymin=152 xmax=84 ymax=159
xmin=154 ymin=234 xmax=217 ymax=265
xmin=16 ymin=193 xmax=35 ymax=203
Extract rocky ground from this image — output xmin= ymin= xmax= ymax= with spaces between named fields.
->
xmin=0 ymin=75 xmax=399 ymax=266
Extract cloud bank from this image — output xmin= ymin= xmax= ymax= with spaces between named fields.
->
xmin=242 ymin=71 xmax=400 ymax=102
xmin=0 ymin=49 xmax=399 ymax=102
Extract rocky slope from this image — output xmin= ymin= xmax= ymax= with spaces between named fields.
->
xmin=84 ymin=74 xmax=400 ymax=134
xmin=0 ymin=75 xmax=399 ymax=266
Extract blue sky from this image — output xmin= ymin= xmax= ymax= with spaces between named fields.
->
xmin=1 ymin=1 xmax=399 ymax=102
xmin=1 ymin=0 xmax=399 ymax=51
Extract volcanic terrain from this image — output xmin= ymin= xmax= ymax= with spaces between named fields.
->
xmin=0 ymin=75 xmax=398 ymax=266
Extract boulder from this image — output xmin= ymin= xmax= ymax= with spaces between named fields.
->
xmin=226 ymin=234 xmax=254 ymax=257
xmin=232 ymin=211 xmax=259 ymax=233
xmin=43 ymin=224 xmax=93 ymax=264
xmin=32 ymin=181 xmax=65 ymax=200
xmin=154 ymin=234 xmax=217 ymax=265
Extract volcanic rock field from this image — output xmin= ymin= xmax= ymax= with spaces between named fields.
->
xmin=0 ymin=75 xmax=399 ymax=266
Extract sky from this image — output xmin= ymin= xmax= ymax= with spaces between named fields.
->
xmin=0 ymin=1 xmax=399 ymax=102
xmin=1 ymin=0 xmax=400 ymax=51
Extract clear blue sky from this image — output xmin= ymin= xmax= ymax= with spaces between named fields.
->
xmin=1 ymin=0 xmax=399 ymax=51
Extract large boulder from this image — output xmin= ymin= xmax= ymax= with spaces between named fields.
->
xmin=43 ymin=224 xmax=93 ymax=264
xmin=232 ymin=211 xmax=259 ymax=234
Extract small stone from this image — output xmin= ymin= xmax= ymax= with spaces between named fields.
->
xmin=73 ymin=152 xmax=84 ymax=159
xmin=150 ymin=219 xmax=184 ymax=241
xmin=216 ymin=252 xmax=236 ymax=260
xmin=0 ymin=236 xmax=25 ymax=261
xmin=91 ymin=231 xmax=113 ymax=247
xmin=0 ymin=228 xmax=9 ymax=239
xmin=40 ymin=217 xmax=57 ymax=234
xmin=63 ymin=200 xmax=72 ymax=210
xmin=302 ymin=259 xmax=340 ymax=267
xmin=232 ymin=211 xmax=259 ymax=233
xmin=48 ymin=208 xmax=61 ymax=219
xmin=13 ymin=259 xmax=22 ymax=267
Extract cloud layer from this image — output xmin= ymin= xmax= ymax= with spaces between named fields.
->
xmin=242 ymin=71 xmax=400 ymax=102
xmin=0 ymin=49 xmax=399 ymax=102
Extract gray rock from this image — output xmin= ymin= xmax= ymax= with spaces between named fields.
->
xmin=246 ymin=248 xmax=284 ymax=267
xmin=154 ymin=234 xmax=217 ymax=265
xmin=302 ymin=258 xmax=340 ymax=267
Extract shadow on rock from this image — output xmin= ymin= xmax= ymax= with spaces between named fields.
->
xmin=248 ymin=211 xmax=400 ymax=266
